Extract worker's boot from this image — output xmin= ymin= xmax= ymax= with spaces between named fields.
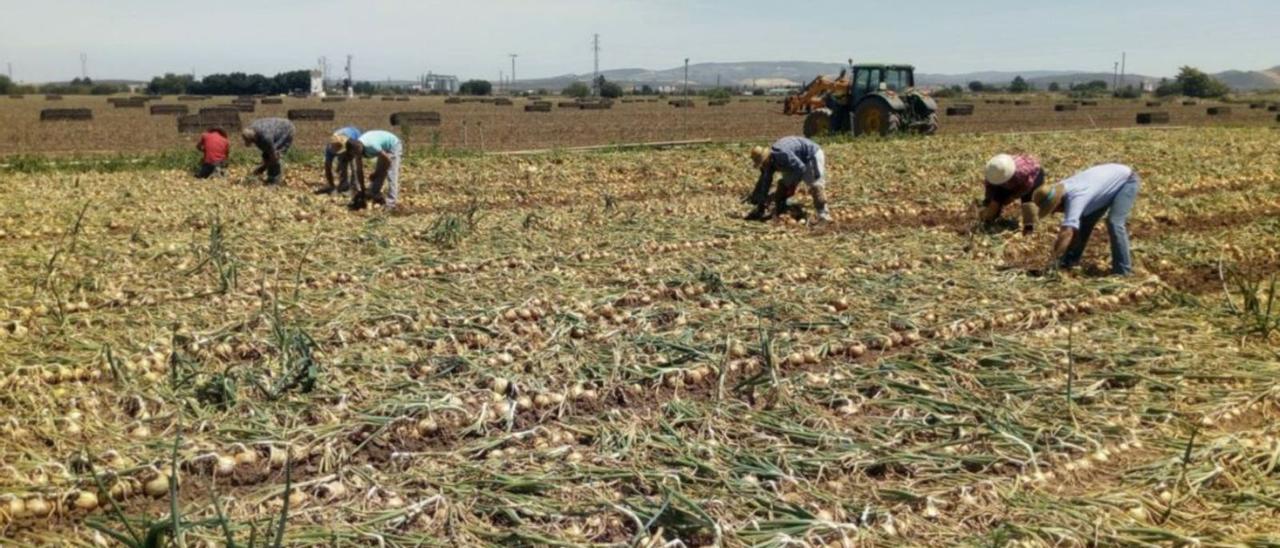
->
xmin=744 ymin=205 xmax=768 ymax=221
xmin=812 ymin=186 xmax=832 ymax=223
xmin=773 ymin=194 xmax=794 ymax=220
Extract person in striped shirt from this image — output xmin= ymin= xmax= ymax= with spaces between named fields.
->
xmin=979 ymin=153 xmax=1045 ymax=235
xmin=317 ymin=126 xmax=361 ymax=195
xmin=340 ymin=130 xmax=404 ymax=211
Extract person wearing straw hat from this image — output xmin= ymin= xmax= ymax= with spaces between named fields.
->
xmin=1031 ymin=163 xmax=1140 ymax=276
xmin=745 ymin=136 xmax=831 ymax=222
xmin=979 ymin=153 xmax=1045 ymax=235
xmin=317 ymin=126 xmax=362 ymax=195
xmin=346 ymin=129 xmax=404 ymax=211
xmin=241 ymin=117 xmax=295 ymax=185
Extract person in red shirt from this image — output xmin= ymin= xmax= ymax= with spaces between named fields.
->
xmin=195 ymin=128 xmax=230 ymax=179
xmin=978 ymin=153 xmax=1045 ymax=235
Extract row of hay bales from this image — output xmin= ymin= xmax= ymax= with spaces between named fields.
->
xmin=37 ymin=105 xmax=444 ymax=131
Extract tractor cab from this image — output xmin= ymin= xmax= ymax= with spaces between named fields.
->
xmin=850 ymin=64 xmax=916 ymax=102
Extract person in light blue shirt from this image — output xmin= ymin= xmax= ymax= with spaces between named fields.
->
xmin=1032 ymin=163 xmax=1140 ymax=275
xmin=745 ymin=136 xmax=831 ymax=222
xmin=343 ymin=130 xmax=404 ymax=211
xmin=318 ymin=127 xmax=361 ymax=195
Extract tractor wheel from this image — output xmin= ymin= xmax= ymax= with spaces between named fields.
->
xmin=853 ymin=99 xmax=894 ymax=137
xmin=802 ymin=108 xmax=834 ymax=138
xmin=918 ymin=113 xmax=939 ymax=135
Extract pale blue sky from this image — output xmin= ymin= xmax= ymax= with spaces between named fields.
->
xmin=0 ymin=0 xmax=1275 ymax=82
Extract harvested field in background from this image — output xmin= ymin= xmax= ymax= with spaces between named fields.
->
xmin=1 ymin=94 xmax=1278 ymax=156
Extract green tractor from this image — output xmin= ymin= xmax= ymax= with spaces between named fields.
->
xmin=786 ymin=63 xmax=939 ymax=138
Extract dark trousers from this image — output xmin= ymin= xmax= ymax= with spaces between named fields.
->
xmin=195 ymin=161 xmax=225 ymax=179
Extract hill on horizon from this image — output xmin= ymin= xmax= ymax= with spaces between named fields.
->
xmin=513 ymin=61 xmax=1279 ymax=92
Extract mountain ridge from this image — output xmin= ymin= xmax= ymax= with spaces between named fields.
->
xmin=514 ymin=61 xmax=1279 ymax=91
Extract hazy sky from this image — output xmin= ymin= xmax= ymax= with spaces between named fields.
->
xmin=1 ymin=0 xmax=1276 ymax=83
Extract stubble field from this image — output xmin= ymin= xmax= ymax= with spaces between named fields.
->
xmin=2 ymin=93 xmax=1277 ymax=157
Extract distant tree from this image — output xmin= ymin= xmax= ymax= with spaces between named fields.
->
xmin=90 ymin=83 xmax=123 ymax=95
xmin=459 ymin=80 xmax=493 ymax=96
xmin=1159 ymin=66 xmax=1229 ymax=98
xmin=1047 ymin=82 xmax=1061 ymax=92
xmin=704 ymin=87 xmax=732 ymax=100
xmin=562 ymin=81 xmax=591 ymax=98
xmin=271 ymin=70 xmax=312 ymax=95
xmin=751 ymin=88 xmax=765 ymax=96
xmin=0 ymin=75 xmax=12 ymax=94
xmin=1009 ymin=76 xmax=1031 ymax=93
xmin=931 ymin=85 xmax=964 ymax=98
xmin=598 ymin=79 xmax=624 ymax=98
xmin=1113 ymin=85 xmax=1142 ymax=99
xmin=147 ymin=73 xmax=196 ymax=95
xmin=352 ymin=81 xmax=377 ymax=95
xmin=1068 ymin=80 xmax=1110 ymax=97
xmin=967 ymin=81 xmax=985 ymax=92
xmin=70 ymin=77 xmax=93 ymax=86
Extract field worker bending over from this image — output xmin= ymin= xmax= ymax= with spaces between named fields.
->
xmin=194 ymin=127 xmax=229 ymax=179
xmin=317 ymin=126 xmax=362 ymax=195
xmin=1032 ymin=163 xmax=1140 ymax=276
xmin=979 ymin=153 xmax=1045 ymax=235
xmin=241 ymin=117 xmax=295 ymax=185
xmin=344 ymin=130 xmax=404 ymax=211
xmin=745 ymin=136 xmax=831 ymax=222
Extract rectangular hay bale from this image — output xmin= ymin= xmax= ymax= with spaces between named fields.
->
xmin=1135 ymin=112 xmax=1169 ymax=125
xmin=389 ymin=111 xmax=441 ymax=126
xmin=40 ymin=108 xmax=92 ymax=121
xmin=287 ymin=109 xmax=336 ymax=121
xmin=1207 ymin=107 xmax=1231 ymax=116
xmin=945 ymin=104 xmax=974 ymax=116
xmin=1054 ymin=104 xmax=1078 ymax=112
xmin=260 ymin=98 xmax=283 ymax=105
xmin=149 ymin=104 xmax=190 ymax=116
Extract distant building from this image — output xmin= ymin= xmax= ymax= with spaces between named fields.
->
xmin=309 ymin=70 xmax=325 ymax=97
xmin=421 ymin=73 xmax=459 ymax=94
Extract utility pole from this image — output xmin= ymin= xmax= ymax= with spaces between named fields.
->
xmin=1120 ymin=52 xmax=1127 ymax=89
xmin=592 ymin=33 xmax=600 ymax=96
xmin=345 ymin=54 xmax=354 ymax=97
xmin=6 ymin=62 xmax=12 ymax=81
xmin=509 ymin=54 xmax=518 ymax=95
xmin=1112 ymin=61 xmax=1119 ymax=90
xmin=684 ymin=58 xmax=690 ymax=97
xmin=80 ymin=53 xmax=88 ymax=80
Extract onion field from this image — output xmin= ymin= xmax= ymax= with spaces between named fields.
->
xmin=1 ymin=127 xmax=1279 ymax=545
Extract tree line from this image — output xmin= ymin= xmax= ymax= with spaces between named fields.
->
xmin=934 ymin=66 xmax=1232 ymax=99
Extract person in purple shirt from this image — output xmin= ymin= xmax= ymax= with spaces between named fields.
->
xmin=979 ymin=153 xmax=1046 ymax=235
xmin=317 ymin=126 xmax=361 ymax=195
xmin=1032 ymin=163 xmax=1141 ymax=275
xmin=745 ymin=136 xmax=831 ymax=222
